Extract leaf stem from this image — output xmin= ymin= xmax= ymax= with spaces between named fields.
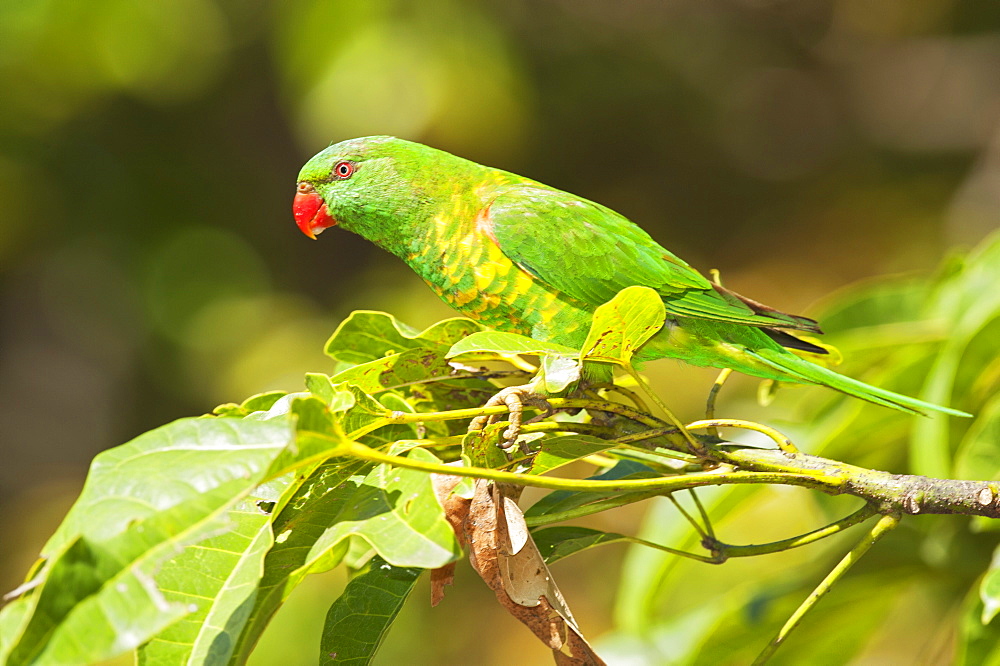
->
xmin=689 ymin=489 xmax=715 ymax=540
xmin=587 ymin=382 xmax=651 ymax=413
xmin=705 ymin=368 xmax=732 ymax=437
xmin=616 ymin=534 xmax=718 ymax=563
xmin=613 ymin=427 xmax=680 ymax=446
xmin=686 ymin=419 xmax=799 ymax=454
xmin=715 ymin=503 xmax=879 ymax=559
xmin=625 ymin=367 xmax=706 ymax=455
xmin=668 ymin=493 xmax=710 ymax=541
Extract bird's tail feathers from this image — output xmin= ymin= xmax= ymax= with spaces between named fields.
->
xmin=745 ymin=348 xmax=971 ymax=418
xmin=761 ymin=328 xmax=829 ymax=355
xmin=713 ymin=284 xmax=822 ymax=334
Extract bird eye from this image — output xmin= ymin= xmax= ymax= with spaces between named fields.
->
xmin=332 ymin=161 xmax=355 ymax=179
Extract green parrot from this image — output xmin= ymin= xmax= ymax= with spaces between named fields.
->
xmin=293 ymin=136 xmax=966 ymax=418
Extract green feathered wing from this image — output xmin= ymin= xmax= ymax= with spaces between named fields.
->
xmin=484 ymin=186 xmax=969 ymax=417
xmin=484 ymin=186 xmax=819 ymax=331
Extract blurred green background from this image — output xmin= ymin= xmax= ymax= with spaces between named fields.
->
xmin=2 ymin=0 xmax=1000 ymax=663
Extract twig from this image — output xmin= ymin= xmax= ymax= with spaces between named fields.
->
xmin=751 ymin=513 xmax=901 ymax=664
xmin=705 ymin=368 xmax=733 ymax=437
xmin=713 ymin=503 xmax=879 ymax=559
xmin=686 ymin=418 xmax=799 ymax=454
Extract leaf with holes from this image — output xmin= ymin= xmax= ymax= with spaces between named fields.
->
xmin=580 ymin=286 xmax=666 ymax=366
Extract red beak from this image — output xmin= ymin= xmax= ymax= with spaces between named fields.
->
xmin=293 ymin=184 xmax=337 ymax=239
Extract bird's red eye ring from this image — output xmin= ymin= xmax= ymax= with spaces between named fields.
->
xmin=333 ymin=161 xmax=355 ymax=179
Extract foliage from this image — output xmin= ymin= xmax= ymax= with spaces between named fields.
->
xmin=3 ymin=233 xmax=1000 ymax=665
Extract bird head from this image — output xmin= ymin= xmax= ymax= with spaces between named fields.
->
xmin=293 ymin=135 xmax=450 ymax=241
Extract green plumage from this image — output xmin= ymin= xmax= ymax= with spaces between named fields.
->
xmin=297 ymin=136 xmax=967 ymax=418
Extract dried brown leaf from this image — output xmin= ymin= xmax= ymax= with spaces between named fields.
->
xmin=430 ymin=472 xmax=471 ymax=606
xmin=466 ymin=479 xmax=605 ymax=665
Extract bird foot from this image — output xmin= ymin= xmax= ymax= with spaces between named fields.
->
xmin=469 ymin=385 xmax=551 ymax=453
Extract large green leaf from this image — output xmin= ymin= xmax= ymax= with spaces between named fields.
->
xmin=3 ymin=533 xmax=193 ymax=666
xmin=446 ymin=330 xmax=577 ymax=358
xmin=136 ymin=448 xmax=319 ymax=666
xmin=137 ymin=490 xmax=278 ymax=666
xmin=324 ymin=347 xmax=457 ymax=396
xmin=231 ymin=445 xmax=461 ymax=664
xmin=325 ymin=310 xmax=481 ymax=364
xmin=0 ymin=417 xmax=333 ymax=666
xmin=319 ymin=556 xmax=422 ymax=665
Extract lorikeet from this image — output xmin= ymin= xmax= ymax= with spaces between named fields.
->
xmin=293 ymin=136 xmax=966 ymax=417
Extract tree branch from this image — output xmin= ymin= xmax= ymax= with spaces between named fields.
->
xmin=711 ymin=445 xmax=1000 ymax=519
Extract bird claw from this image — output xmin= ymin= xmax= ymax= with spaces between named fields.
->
xmin=470 ymin=385 xmax=551 ymax=453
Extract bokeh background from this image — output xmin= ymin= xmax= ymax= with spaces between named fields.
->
xmin=2 ymin=1 xmax=1000 ymax=663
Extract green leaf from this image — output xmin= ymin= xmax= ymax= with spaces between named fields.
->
xmin=137 ymin=488 xmax=281 ymax=666
xmin=955 ymin=394 xmax=1000 ymax=482
xmin=957 ymin=581 xmax=1000 ymax=666
xmin=378 ymin=391 xmax=415 ymax=415
xmin=232 ymin=447 xmax=460 ymax=663
xmin=446 ymin=330 xmax=578 ymax=358
xmin=2 ymin=414 xmax=357 ymax=666
xmin=580 ymin=286 xmax=666 ymax=366
xmin=524 ymin=460 xmax=657 ymax=519
xmin=304 ymin=377 xmax=393 ymax=436
xmin=533 ymin=526 xmax=629 ymax=564
xmin=462 ymin=422 xmax=515 ymax=469
xmin=292 ymin=394 xmax=340 ymax=434
xmin=339 ymin=385 xmax=394 ymax=435
xmin=447 ymin=330 xmax=584 ymax=392
xmin=981 ymin=545 xmax=1000 ymax=625
xmin=328 ymin=347 xmax=457 ymax=396
xmin=212 ymin=402 xmax=245 ymax=417
xmin=0 ymin=417 xmax=319 ymax=666
xmin=528 ymin=435 xmax=618 ymax=476
xmin=242 ymin=390 xmax=289 ymax=413
xmin=305 ymin=374 xmax=368 ymax=414
xmin=325 ymin=310 xmax=481 ymax=364
xmin=211 ymin=391 xmax=289 ymax=418
xmin=319 ymin=556 xmax=422 ymax=666
xmin=54 ymin=418 xmax=303 ymax=559
xmin=407 ymin=376 xmax=501 ymax=435
xmin=5 ymin=534 xmax=193 ymax=666
xmin=540 ymin=354 xmax=581 ymax=393
xmin=912 ymin=232 xmax=1000 ymax=476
